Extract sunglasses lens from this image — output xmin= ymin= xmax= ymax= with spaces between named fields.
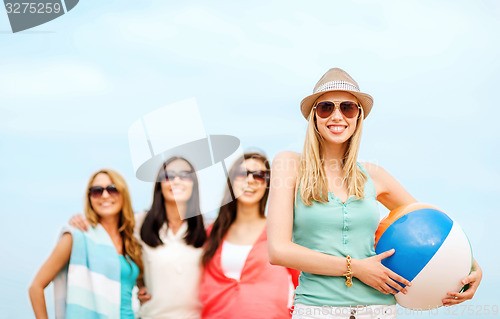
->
xmin=160 ymin=170 xmax=194 ymax=182
xmin=316 ymin=101 xmax=334 ymax=118
xmin=89 ymin=186 xmax=104 ymax=198
xmin=178 ymin=171 xmax=193 ymax=181
xmin=106 ymin=185 xmax=119 ymax=196
xmin=252 ymin=171 xmax=268 ymax=182
xmin=89 ymin=185 xmax=119 ymax=198
xmin=340 ymin=101 xmax=359 ymax=118
xmin=161 ymin=171 xmax=177 ymax=182
xmin=235 ymin=168 xmax=248 ymax=178
xmin=165 ymin=171 xmax=176 ymax=181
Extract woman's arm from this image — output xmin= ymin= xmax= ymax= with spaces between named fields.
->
xmin=267 ymin=152 xmax=410 ymax=295
xmin=137 ymin=278 xmax=152 ymax=305
xmin=362 ymin=162 xmax=417 ymax=210
xmin=29 ymin=233 xmax=73 ymax=319
xmin=267 ymin=152 xmax=346 ymax=274
xmin=443 ymin=258 xmax=482 ymax=305
xmin=364 ymin=162 xmax=483 ymax=301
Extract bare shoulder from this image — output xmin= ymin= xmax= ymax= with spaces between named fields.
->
xmin=60 ymin=232 xmax=73 ymax=244
xmin=271 ymin=151 xmax=300 ymax=190
xmin=273 ymin=151 xmax=300 ymax=170
xmin=53 ymin=232 xmax=73 ymax=257
xmin=361 ymin=162 xmax=389 ymax=176
xmin=361 ymin=162 xmax=417 ymax=209
xmin=274 ymin=151 xmax=300 ymax=161
xmin=360 ymin=162 xmax=389 ymax=180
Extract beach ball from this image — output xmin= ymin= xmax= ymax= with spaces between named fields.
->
xmin=374 ymin=203 xmax=472 ymax=310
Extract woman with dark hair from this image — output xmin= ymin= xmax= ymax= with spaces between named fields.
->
xmin=201 ymin=152 xmax=299 ymax=319
xmin=136 ymin=156 xmax=206 ymax=318
xmin=70 ymin=157 xmax=207 ymax=319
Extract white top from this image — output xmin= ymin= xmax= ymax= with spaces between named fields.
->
xmin=220 ymin=240 xmax=253 ymax=281
xmin=134 ymin=211 xmax=203 ymax=319
xmin=220 ymin=240 xmax=294 ymax=308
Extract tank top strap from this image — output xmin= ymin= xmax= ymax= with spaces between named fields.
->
xmin=357 ymin=162 xmax=377 ymax=199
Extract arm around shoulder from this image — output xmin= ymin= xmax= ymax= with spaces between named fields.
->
xmin=29 ymin=232 xmax=73 ymax=319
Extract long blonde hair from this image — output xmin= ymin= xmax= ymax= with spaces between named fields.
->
xmin=85 ymin=169 xmax=144 ymax=281
xmin=296 ymin=104 xmax=367 ymax=206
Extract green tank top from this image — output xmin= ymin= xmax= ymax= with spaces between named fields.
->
xmin=293 ymin=162 xmax=395 ymax=307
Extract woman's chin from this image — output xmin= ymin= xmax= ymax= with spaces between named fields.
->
xmin=324 ymin=135 xmax=350 ymax=145
xmin=235 ymin=194 xmax=261 ymax=205
xmin=165 ymin=195 xmax=190 ymax=204
xmin=95 ymin=209 xmax=121 ymax=218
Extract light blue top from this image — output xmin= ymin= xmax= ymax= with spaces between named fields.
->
xmin=292 ymin=162 xmax=395 ymax=307
xmin=120 ymin=255 xmax=139 ymax=319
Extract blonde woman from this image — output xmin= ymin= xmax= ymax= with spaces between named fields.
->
xmin=29 ymin=169 xmax=143 ymax=319
xmin=267 ymin=68 xmax=482 ymax=319
xmin=69 ymin=157 xmax=207 ymax=318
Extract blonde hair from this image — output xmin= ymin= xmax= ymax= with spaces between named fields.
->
xmin=296 ymin=103 xmax=367 ymax=206
xmin=85 ymin=169 xmax=144 ymax=281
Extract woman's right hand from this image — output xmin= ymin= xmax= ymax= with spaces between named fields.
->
xmin=138 ymin=286 xmax=152 ymax=305
xmin=69 ymin=214 xmax=90 ymax=231
xmin=351 ymin=249 xmax=411 ymax=295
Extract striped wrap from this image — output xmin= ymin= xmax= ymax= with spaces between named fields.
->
xmin=54 ymin=225 xmax=121 ymax=319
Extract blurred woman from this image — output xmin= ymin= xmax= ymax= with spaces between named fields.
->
xmin=69 ymin=157 xmax=207 ymax=318
xmin=136 ymin=156 xmax=206 ymax=318
xmin=29 ymin=169 xmax=143 ymax=319
xmin=201 ymin=152 xmax=299 ymax=319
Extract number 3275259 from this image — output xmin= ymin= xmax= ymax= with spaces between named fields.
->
xmin=5 ymin=2 xmax=62 ymax=14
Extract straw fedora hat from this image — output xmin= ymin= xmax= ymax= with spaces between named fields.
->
xmin=300 ymin=68 xmax=373 ymax=119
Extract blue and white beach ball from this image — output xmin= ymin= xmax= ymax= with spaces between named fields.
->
xmin=374 ymin=203 xmax=472 ymax=310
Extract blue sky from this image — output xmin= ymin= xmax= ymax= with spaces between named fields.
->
xmin=1 ymin=1 xmax=499 ymax=317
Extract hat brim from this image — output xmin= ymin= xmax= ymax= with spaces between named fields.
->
xmin=135 ymin=135 xmax=240 ymax=182
xmin=300 ymin=90 xmax=373 ymax=120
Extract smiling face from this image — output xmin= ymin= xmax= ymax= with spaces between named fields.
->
xmin=161 ymin=159 xmax=194 ymax=205
xmin=314 ymin=91 xmax=360 ymax=145
xmin=232 ymin=158 xmax=268 ymax=206
xmin=89 ymin=173 xmax=123 ymax=219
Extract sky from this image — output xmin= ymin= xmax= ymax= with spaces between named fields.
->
xmin=1 ymin=0 xmax=499 ymax=318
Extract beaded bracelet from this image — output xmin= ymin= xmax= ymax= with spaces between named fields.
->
xmin=343 ymin=255 xmax=353 ymax=287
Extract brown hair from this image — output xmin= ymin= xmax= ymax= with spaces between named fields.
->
xmin=202 ymin=152 xmax=270 ymax=266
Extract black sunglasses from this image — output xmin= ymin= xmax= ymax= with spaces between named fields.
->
xmin=234 ymin=168 xmax=269 ymax=183
xmin=88 ymin=184 xmax=119 ymax=198
xmin=158 ymin=170 xmax=194 ymax=182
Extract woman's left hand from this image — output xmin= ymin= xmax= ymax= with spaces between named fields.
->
xmin=442 ymin=259 xmax=482 ymax=306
